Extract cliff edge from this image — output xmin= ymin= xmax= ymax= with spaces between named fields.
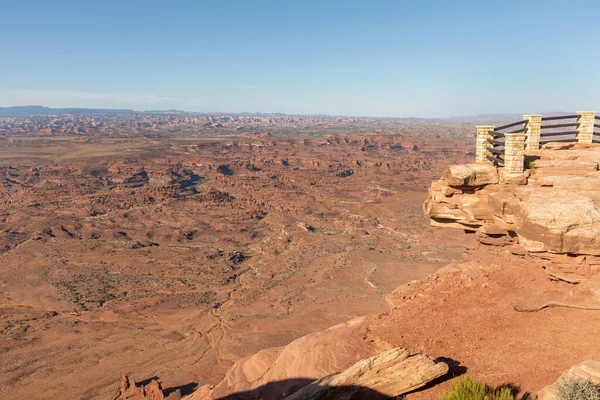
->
xmin=424 ymin=142 xmax=600 ymax=282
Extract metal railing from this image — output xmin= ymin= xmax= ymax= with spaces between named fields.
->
xmin=486 ymin=120 xmax=529 ymax=165
xmin=539 ymin=114 xmax=578 ymax=144
xmin=477 ymin=112 xmax=598 ymax=172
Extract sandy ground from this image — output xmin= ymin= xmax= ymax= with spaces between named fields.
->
xmin=384 ymin=245 xmax=600 ymax=399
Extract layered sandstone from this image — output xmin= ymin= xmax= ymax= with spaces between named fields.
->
xmin=424 ymin=143 xmax=600 ymax=280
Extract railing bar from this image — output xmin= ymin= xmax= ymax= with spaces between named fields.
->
xmin=540 ymin=138 xmax=578 ymax=143
xmin=540 ymin=123 xmax=578 ymax=129
xmin=490 ymin=140 xmax=505 ymax=145
xmin=594 ymin=124 xmax=600 ymax=129
xmin=538 ymin=130 xmax=578 ymax=137
xmin=541 ymin=115 xmax=579 ymax=121
xmin=488 ymin=148 xmax=504 ymax=155
xmin=493 ymin=120 xmax=527 ymax=131
xmin=486 ymin=155 xmax=504 ymax=165
xmin=595 ymin=116 xmax=600 ymax=120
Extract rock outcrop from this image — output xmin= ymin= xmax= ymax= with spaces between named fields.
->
xmin=119 ymin=375 xmax=181 ymax=400
xmin=185 ymin=318 xmax=447 ymax=399
xmin=187 ymin=317 xmax=390 ymax=399
xmin=538 ymin=360 xmax=600 ymax=400
xmin=424 ymin=143 xmax=600 ymax=279
xmin=284 ymin=348 xmax=448 ymax=400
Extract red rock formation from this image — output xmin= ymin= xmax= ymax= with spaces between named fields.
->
xmin=119 ymin=375 xmax=182 ymax=400
xmin=424 ymin=143 xmax=600 ymax=281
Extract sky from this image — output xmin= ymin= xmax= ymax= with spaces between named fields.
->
xmin=1 ymin=0 xmax=599 ymax=117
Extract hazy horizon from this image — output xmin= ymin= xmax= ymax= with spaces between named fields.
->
xmin=2 ymin=0 xmax=599 ymax=117
xmin=1 ymin=104 xmax=574 ymax=120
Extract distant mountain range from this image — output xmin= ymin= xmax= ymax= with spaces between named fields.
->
xmin=0 ymin=106 xmax=137 ymax=117
xmin=0 ymin=105 xmax=570 ymax=123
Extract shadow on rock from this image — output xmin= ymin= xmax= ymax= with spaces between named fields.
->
xmin=164 ymin=381 xmax=198 ymax=397
xmin=407 ymin=357 xmax=467 ymax=395
xmin=217 ymin=379 xmax=392 ymax=400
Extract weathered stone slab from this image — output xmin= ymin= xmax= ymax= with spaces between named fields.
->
xmin=284 ymin=348 xmax=448 ymax=399
xmin=443 ymin=163 xmax=499 ymax=187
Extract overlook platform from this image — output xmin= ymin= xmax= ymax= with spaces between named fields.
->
xmin=425 ymin=120 xmax=600 ymax=281
xmin=475 ymin=111 xmax=600 ymax=175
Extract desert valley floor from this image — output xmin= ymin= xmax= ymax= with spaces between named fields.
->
xmin=0 ymin=134 xmax=473 ymax=399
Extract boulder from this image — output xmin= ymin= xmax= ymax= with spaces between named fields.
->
xmin=443 ymin=163 xmax=499 ymax=187
xmin=284 ymin=348 xmax=448 ymax=399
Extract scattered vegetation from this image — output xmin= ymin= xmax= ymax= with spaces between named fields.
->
xmin=216 ymin=165 xmax=233 ymax=176
xmin=556 ymin=377 xmax=600 ymax=400
xmin=439 ymin=376 xmax=516 ymax=400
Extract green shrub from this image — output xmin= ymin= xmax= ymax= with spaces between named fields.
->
xmin=556 ymin=377 xmax=600 ymax=400
xmin=439 ymin=376 xmax=516 ymax=400
xmin=525 ymin=160 xmax=536 ymax=169
xmin=440 ymin=376 xmax=487 ymax=399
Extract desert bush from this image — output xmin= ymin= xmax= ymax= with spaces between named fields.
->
xmin=525 ymin=160 xmax=537 ymax=169
xmin=439 ymin=376 xmax=516 ymax=400
xmin=556 ymin=377 xmax=600 ymax=400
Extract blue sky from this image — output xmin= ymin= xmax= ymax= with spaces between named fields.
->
xmin=1 ymin=0 xmax=598 ymax=117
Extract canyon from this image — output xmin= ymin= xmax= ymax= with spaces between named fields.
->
xmin=3 ymin=122 xmax=599 ymax=400
xmin=0 ymin=131 xmax=472 ymax=399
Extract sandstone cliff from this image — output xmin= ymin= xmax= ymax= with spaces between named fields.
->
xmin=424 ymin=142 xmax=600 ymax=281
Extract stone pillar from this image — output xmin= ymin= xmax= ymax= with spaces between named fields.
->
xmin=504 ymin=133 xmax=526 ymax=174
xmin=577 ymin=111 xmax=595 ymax=143
xmin=476 ymin=126 xmax=495 ymax=164
xmin=523 ymin=114 xmax=542 ymax=150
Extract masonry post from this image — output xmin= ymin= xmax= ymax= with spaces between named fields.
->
xmin=523 ymin=114 xmax=542 ymax=150
xmin=476 ymin=126 xmax=495 ymax=163
xmin=503 ymin=133 xmax=526 ymax=174
xmin=576 ymin=111 xmax=595 ymax=143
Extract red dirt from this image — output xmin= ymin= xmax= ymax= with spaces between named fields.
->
xmin=190 ymin=242 xmax=600 ymax=399
xmin=378 ymin=245 xmax=600 ymax=398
